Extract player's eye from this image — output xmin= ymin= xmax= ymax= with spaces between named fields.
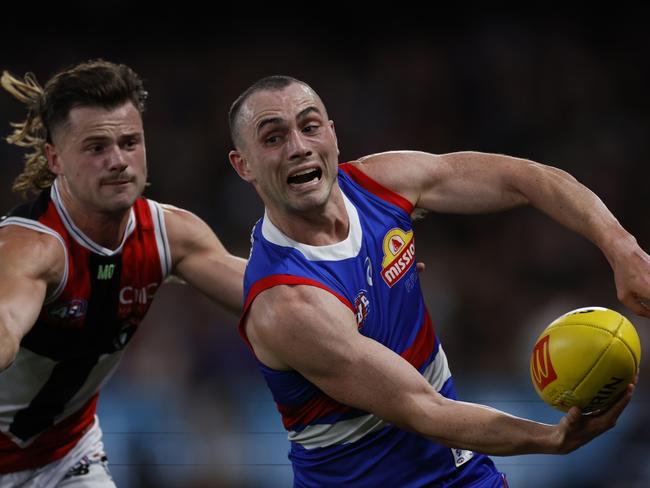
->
xmin=265 ymin=135 xmax=281 ymax=145
xmin=123 ymin=138 xmax=138 ymax=150
xmin=87 ymin=144 xmax=104 ymax=154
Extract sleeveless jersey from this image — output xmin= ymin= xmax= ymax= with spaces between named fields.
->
xmin=0 ymin=180 xmax=171 ymax=473
xmin=241 ymin=164 xmax=506 ymax=487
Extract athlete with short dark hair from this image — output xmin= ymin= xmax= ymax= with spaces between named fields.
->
xmin=228 ymin=75 xmax=650 ymax=487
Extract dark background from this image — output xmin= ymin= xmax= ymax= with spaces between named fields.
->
xmin=1 ymin=13 xmax=648 ymax=487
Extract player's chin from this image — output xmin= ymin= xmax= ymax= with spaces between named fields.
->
xmin=102 ymin=191 xmax=140 ymax=212
xmin=104 ymin=181 xmax=142 ymax=200
xmin=287 ymin=192 xmax=329 ymax=213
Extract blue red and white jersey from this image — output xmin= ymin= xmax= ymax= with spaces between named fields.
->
xmin=241 ymin=163 xmax=506 ymax=487
xmin=0 ymin=179 xmax=171 ymax=473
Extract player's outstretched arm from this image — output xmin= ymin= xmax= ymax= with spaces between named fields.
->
xmin=0 ymin=227 xmax=63 ymax=370
xmin=354 ymin=151 xmax=650 ymax=318
xmin=163 ymin=205 xmax=246 ymax=315
xmin=244 ymin=284 xmax=635 ymax=456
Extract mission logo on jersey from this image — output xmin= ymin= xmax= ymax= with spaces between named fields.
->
xmin=381 ymin=228 xmax=416 ymax=287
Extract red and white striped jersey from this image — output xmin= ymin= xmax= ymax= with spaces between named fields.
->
xmin=0 ymin=180 xmax=171 ymax=473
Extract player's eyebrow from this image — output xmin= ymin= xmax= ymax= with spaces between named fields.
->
xmin=256 ymin=117 xmax=285 ymax=134
xmin=80 ymin=131 xmax=142 ymax=145
xmin=296 ymin=106 xmax=322 ymax=120
xmin=79 ymin=134 xmax=112 ymax=145
xmin=256 ymin=106 xmax=323 ymax=134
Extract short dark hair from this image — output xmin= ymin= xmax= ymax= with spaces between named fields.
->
xmin=2 ymin=59 xmax=148 ymax=195
xmin=40 ymin=59 xmax=148 ymax=142
xmin=228 ymin=75 xmax=307 ymax=148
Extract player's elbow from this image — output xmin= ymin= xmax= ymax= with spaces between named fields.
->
xmin=389 ymin=387 xmax=449 ymax=436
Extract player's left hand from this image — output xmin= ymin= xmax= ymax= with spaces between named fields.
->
xmin=555 ymin=380 xmax=635 ymax=454
xmin=610 ymin=238 xmax=650 ymax=319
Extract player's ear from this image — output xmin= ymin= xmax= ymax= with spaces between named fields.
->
xmin=330 ymin=120 xmax=339 ymax=156
xmin=229 ymin=150 xmax=254 ymax=182
xmin=45 ymin=143 xmax=63 ymax=175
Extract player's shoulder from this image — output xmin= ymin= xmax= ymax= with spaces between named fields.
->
xmin=157 ymin=203 xmax=225 ymax=264
xmin=347 ymin=151 xmax=445 ymax=207
xmin=0 ymin=223 xmax=62 ymax=253
xmin=0 ymin=224 xmax=65 ymax=278
xmin=158 ymin=203 xmax=202 ymax=228
xmin=157 ymin=203 xmax=199 ymax=236
xmin=354 ymin=150 xmax=439 ymax=174
xmin=251 ymin=284 xmax=348 ymax=327
xmin=246 ymin=284 xmax=356 ymax=363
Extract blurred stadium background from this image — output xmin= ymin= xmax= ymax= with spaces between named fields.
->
xmin=1 ymin=13 xmax=648 ymax=487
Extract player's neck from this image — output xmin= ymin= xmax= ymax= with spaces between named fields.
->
xmin=56 ymin=183 xmax=132 ymax=251
xmin=266 ymin=188 xmax=349 ymax=246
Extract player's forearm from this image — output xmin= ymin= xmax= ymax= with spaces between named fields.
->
xmin=404 ymin=395 xmax=559 ymax=456
xmin=176 ymin=254 xmax=246 ymax=315
xmin=503 ymin=156 xmax=632 ymax=256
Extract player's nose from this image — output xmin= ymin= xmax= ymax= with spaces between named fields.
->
xmin=287 ymin=130 xmax=312 ymax=161
xmin=107 ymin=145 xmax=128 ymax=171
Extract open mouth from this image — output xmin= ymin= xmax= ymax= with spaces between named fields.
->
xmin=287 ymin=168 xmax=322 ymax=186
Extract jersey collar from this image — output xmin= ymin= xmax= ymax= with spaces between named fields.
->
xmin=51 ymin=178 xmax=136 ymax=256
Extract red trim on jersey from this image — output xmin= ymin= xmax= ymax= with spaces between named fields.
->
xmin=238 ymin=275 xmax=357 ymax=430
xmin=339 ymin=162 xmax=414 ymax=215
xmin=38 ymin=198 xmax=68 ymax=239
xmin=400 ymin=311 xmax=436 ymax=370
xmin=279 ymin=394 xmax=354 ymax=431
xmin=239 ymin=274 xmax=354 ymax=348
xmin=277 ymin=312 xmax=436 ymax=429
xmin=132 ymin=198 xmax=155 ymax=232
xmin=0 ymin=394 xmax=98 ymax=473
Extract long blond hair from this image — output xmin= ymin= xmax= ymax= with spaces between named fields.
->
xmin=1 ymin=71 xmax=52 ymax=195
xmin=1 ymin=60 xmax=147 ymax=197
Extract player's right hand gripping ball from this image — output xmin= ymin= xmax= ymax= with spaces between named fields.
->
xmin=530 ymin=307 xmax=641 ymax=413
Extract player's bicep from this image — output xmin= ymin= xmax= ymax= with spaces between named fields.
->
xmin=246 ymin=285 xmax=443 ymax=427
xmin=0 ymin=229 xmax=60 ymax=354
xmin=0 ymin=273 xmax=47 ymax=340
xmin=418 ymin=152 xmax=532 ymax=213
xmin=163 ymin=205 xmax=246 ymax=313
xmin=357 ymin=151 xmax=529 ymax=214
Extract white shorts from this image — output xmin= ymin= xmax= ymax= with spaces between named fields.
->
xmin=0 ymin=416 xmax=115 ymax=488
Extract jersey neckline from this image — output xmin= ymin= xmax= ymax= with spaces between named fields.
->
xmin=260 ymin=188 xmax=362 ymax=261
xmin=51 ymin=178 xmax=136 ymax=257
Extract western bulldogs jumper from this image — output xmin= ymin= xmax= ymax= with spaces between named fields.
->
xmin=240 ymin=163 xmax=506 ymax=487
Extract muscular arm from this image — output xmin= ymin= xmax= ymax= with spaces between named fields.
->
xmin=164 ymin=205 xmax=246 ymax=314
xmin=0 ymin=227 xmax=63 ymax=370
xmin=354 ymin=151 xmax=650 ymax=317
xmin=245 ymin=285 xmax=632 ymax=456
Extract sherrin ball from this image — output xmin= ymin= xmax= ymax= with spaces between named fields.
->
xmin=530 ymin=307 xmax=641 ymax=413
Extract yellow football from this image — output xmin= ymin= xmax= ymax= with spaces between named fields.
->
xmin=530 ymin=307 xmax=641 ymax=412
